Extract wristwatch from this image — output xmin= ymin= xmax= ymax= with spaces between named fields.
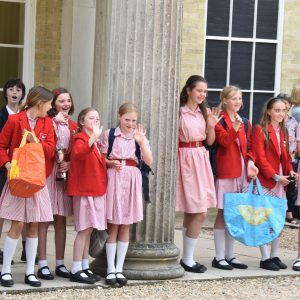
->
xmin=274 ymin=175 xmax=280 ymax=182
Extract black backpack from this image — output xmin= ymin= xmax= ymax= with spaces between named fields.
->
xmin=107 ymin=128 xmax=153 ymax=203
xmin=208 ymin=117 xmax=249 ymax=177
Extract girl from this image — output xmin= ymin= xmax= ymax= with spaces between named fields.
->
xmin=0 ymin=78 xmax=26 ymax=265
xmin=176 ymin=75 xmax=219 ymax=273
xmin=0 ymin=86 xmax=55 ymax=287
xmin=252 ymin=96 xmax=297 ymax=271
xmin=37 ymin=88 xmax=77 ymax=280
xmin=212 ymin=86 xmax=258 ymax=270
xmin=101 ymin=103 xmax=153 ymax=285
xmin=291 ymin=83 xmax=300 ymax=122
xmin=68 ymin=108 xmax=107 ymax=284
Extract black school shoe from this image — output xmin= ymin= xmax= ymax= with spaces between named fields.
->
xmin=0 ymin=273 xmax=14 ymax=287
xmin=116 ymin=272 xmax=128 ymax=286
xmin=180 ymin=259 xmax=207 ymax=273
xmin=260 ymin=258 xmax=280 ymax=271
xmin=226 ymin=257 xmax=248 ymax=269
xmin=24 ymin=274 xmax=41 ymax=287
xmin=83 ymin=269 xmax=101 ymax=282
xmin=212 ymin=258 xmax=233 ymax=270
xmin=293 ymin=259 xmax=300 ymax=271
xmin=37 ymin=266 xmax=54 ymax=280
xmin=55 ymin=265 xmax=70 ymax=278
xmin=70 ymin=270 xmax=96 ymax=284
xmin=271 ymin=257 xmax=287 ymax=269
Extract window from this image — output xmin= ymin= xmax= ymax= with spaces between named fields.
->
xmin=0 ymin=0 xmax=36 ymax=106
xmin=204 ymin=0 xmax=283 ymax=124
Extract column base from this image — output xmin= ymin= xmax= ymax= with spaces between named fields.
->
xmin=90 ymin=242 xmax=184 ymax=280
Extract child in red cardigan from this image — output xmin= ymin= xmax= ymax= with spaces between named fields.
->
xmin=68 ymin=107 xmax=107 ymax=284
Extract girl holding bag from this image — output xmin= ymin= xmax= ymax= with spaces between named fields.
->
xmin=37 ymin=88 xmax=77 ymax=280
xmin=68 ymin=108 xmax=107 ymax=284
xmin=0 ymin=86 xmax=55 ymax=287
xmin=212 ymin=85 xmax=258 ymax=270
xmin=252 ymin=96 xmax=297 ymax=271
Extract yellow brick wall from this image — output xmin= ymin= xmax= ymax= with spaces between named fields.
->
xmin=180 ymin=0 xmax=205 ymax=88
xmin=281 ymin=1 xmax=300 ymax=93
xmin=35 ymin=0 xmax=62 ymax=89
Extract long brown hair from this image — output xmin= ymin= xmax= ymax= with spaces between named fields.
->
xmin=77 ymin=107 xmax=99 ymax=131
xmin=180 ymin=75 xmax=208 ymax=121
xmin=20 ymin=86 xmax=53 ymax=111
xmin=259 ymin=97 xmax=288 ymax=150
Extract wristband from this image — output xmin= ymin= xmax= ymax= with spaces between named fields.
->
xmin=274 ymin=175 xmax=280 ymax=182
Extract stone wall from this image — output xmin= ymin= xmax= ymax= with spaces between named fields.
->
xmin=35 ymin=0 xmax=62 ymax=89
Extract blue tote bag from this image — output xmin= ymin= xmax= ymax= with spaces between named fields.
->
xmin=224 ymin=178 xmax=287 ymax=247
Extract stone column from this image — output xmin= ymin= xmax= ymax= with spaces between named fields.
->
xmin=91 ymin=0 xmax=184 ymax=279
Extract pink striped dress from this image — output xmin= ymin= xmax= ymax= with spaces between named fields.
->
xmin=0 ymin=113 xmax=53 ymax=223
xmin=46 ymin=120 xmax=73 ymax=216
xmin=176 ymin=105 xmax=217 ymax=213
xmin=296 ymin=124 xmax=300 ymax=206
xmin=101 ymin=127 xmax=151 ymax=225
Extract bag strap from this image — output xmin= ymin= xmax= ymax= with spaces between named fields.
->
xmin=108 ymin=127 xmax=141 ymax=160
xmin=248 ymin=178 xmax=264 ymax=195
xmin=20 ymin=130 xmax=39 ymax=147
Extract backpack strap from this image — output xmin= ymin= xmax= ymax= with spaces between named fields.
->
xmin=241 ymin=117 xmax=248 ymax=135
xmin=107 ymin=128 xmax=116 ymax=158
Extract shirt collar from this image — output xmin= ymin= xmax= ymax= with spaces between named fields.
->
xmin=6 ymin=105 xmax=19 ymax=115
xmin=181 ymin=105 xmax=201 ymax=114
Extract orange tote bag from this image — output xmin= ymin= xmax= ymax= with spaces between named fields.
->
xmin=9 ymin=130 xmax=46 ymax=197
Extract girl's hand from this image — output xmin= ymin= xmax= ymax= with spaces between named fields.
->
xmin=111 ymin=160 xmax=122 ymax=172
xmin=207 ymin=107 xmax=222 ymax=128
xmin=58 ymin=161 xmax=70 ymax=172
xmin=247 ymin=160 xmax=259 ymax=179
xmin=232 ymin=113 xmax=242 ymax=131
xmin=56 ymin=111 xmax=69 ymax=123
xmin=24 ymin=130 xmax=38 ymax=143
xmin=289 ymin=170 xmax=299 ymax=180
xmin=93 ymin=125 xmax=103 ymax=140
xmin=134 ymin=124 xmax=146 ymax=145
xmin=278 ymin=175 xmax=290 ymax=186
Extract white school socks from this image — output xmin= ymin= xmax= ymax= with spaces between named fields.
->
xmin=270 ymin=238 xmax=280 ymax=258
xmin=259 ymin=244 xmax=269 ymax=261
xmin=1 ymin=236 xmax=18 ymax=279
xmin=106 ymin=243 xmax=117 ymax=277
xmin=214 ymin=229 xmax=229 ymax=266
xmin=82 ymin=258 xmax=89 ymax=270
xmin=38 ymin=259 xmax=50 ymax=275
xmin=182 ymin=234 xmax=197 ymax=267
xmin=26 ymin=237 xmax=38 ymax=278
xmin=72 ymin=261 xmax=87 ymax=277
xmin=115 ymin=241 xmax=129 ymax=274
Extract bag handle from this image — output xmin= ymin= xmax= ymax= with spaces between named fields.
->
xmin=20 ymin=130 xmax=39 ymax=148
xmin=248 ymin=178 xmax=264 ymax=195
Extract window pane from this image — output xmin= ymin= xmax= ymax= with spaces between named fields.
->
xmin=205 ymin=40 xmax=228 ymax=89
xmin=0 ymin=91 xmax=4 ymax=109
xmin=256 ymin=0 xmax=279 ymax=39
xmin=206 ymin=0 xmax=230 ymax=36
xmin=206 ymin=91 xmax=220 ymax=108
xmin=232 ymin=0 xmax=255 ymax=38
xmin=254 ymin=43 xmax=276 ymax=90
xmin=0 ymin=2 xmax=25 ymax=44
xmin=252 ymin=93 xmax=274 ymax=125
xmin=0 ymin=48 xmax=23 ymax=87
xmin=230 ymin=42 xmax=252 ymax=89
xmin=240 ymin=92 xmax=250 ymax=120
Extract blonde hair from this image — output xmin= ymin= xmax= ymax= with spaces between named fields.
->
xmin=118 ymin=103 xmax=139 ymax=117
xmin=220 ymin=85 xmax=242 ymax=111
xmin=20 ymin=86 xmax=53 ymax=111
xmin=291 ymin=84 xmax=300 ymax=105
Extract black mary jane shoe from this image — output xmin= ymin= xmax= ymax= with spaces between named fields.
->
xmin=37 ymin=266 xmax=54 ymax=280
xmin=260 ymin=258 xmax=280 ymax=271
xmin=24 ymin=274 xmax=41 ymax=287
xmin=105 ymin=272 xmax=117 ymax=285
xmin=212 ymin=258 xmax=234 ymax=270
xmin=180 ymin=259 xmax=207 ymax=273
xmin=0 ymin=273 xmax=14 ymax=287
xmin=271 ymin=257 xmax=287 ymax=269
xmin=70 ymin=270 xmax=96 ymax=284
xmin=55 ymin=265 xmax=70 ymax=278
xmin=226 ymin=257 xmax=248 ymax=269
xmin=116 ymin=272 xmax=128 ymax=286
xmin=293 ymin=259 xmax=300 ymax=271
xmin=83 ymin=269 xmax=101 ymax=282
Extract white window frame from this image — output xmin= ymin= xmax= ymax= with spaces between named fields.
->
xmin=0 ymin=0 xmax=36 ymax=92
xmin=203 ymin=0 xmax=285 ymax=123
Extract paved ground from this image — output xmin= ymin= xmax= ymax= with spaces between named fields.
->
xmin=0 ymin=209 xmax=299 ymax=296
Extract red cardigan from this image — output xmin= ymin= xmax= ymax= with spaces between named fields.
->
xmin=0 ymin=110 xmax=55 ymax=177
xmin=252 ymin=124 xmax=292 ymax=189
xmin=68 ymin=131 xmax=107 ymax=196
xmin=49 ymin=118 xmax=78 ymax=169
xmin=215 ymin=112 xmax=254 ymax=179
